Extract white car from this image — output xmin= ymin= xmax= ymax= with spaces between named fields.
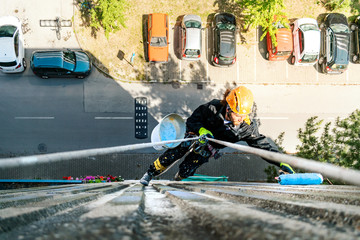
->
xmin=291 ymin=18 xmax=320 ymax=66
xmin=0 ymin=16 xmax=26 ymax=73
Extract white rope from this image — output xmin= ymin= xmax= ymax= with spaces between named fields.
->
xmin=0 ymin=138 xmax=198 ymax=169
xmin=1 ymin=137 xmax=360 ymax=186
xmin=208 ymin=138 xmax=360 ymax=186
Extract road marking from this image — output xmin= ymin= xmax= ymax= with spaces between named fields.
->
xmin=285 ymin=61 xmax=288 ymax=79
xmin=254 ymin=30 xmax=257 ymax=82
xmin=14 ymin=117 xmax=55 ymax=120
xmin=237 ymin=54 xmax=239 ymax=83
xmin=316 ymin=64 xmax=319 ymax=82
xmin=94 ymin=117 xmax=134 ymax=120
xmin=179 ymin=60 xmax=182 ymax=81
xmin=346 ymin=68 xmax=349 ymax=82
xmin=255 ymin=117 xmax=289 ymax=120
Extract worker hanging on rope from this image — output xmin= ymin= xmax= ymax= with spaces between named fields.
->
xmin=140 ymin=86 xmax=295 ymax=186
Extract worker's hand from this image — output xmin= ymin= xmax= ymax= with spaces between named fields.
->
xmin=198 ymin=127 xmax=213 ymax=144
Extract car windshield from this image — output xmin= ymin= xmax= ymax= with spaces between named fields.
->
xmin=301 ymin=54 xmax=318 ymax=63
xmin=150 ymin=37 xmax=167 ymax=47
xmin=63 ymin=51 xmax=76 ymax=71
xmin=185 ymin=20 xmax=201 ymax=28
xmin=217 ymin=23 xmax=235 ymax=31
xmin=331 ymin=24 xmax=349 ymax=34
xmin=185 ymin=49 xmax=200 ymax=56
xmin=0 ymin=25 xmax=17 ymax=37
xmin=300 ymin=24 xmax=318 ymax=31
xmin=0 ymin=60 xmax=17 ymax=67
xmin=276 ymin=51 xmax=291 ymax=56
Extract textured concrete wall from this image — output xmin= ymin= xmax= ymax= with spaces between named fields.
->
xmin=0 ymin=153 xmax=273 ymax=181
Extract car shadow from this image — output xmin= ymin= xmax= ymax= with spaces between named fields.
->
xmin=173 ymin=15 xmax=184 ymax=60
xmin=206 ymin=13 xmax=216 ymax=66
xmin=257 ymin=26 xmax=268 ymax=60
xmin=142 ymin=14 xmax=149 ymax=62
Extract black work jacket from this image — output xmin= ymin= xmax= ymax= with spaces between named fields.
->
xmin=186 ymin=99 xmax=278 ymax=152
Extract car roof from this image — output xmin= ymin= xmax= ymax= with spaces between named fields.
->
xmin=32 ymin=51 xmax=65 ymax=68
xmin=150 ymin=13 xmax=167 ymax=37
xmin=185 ymin=28 xmax=201 ymax=50
xmin=183 ymin=15 xmax=201 ymax=23
xmin=334 ymin=33 xmax=349 ymax=64
xmin=302 ymin=29 xmax=320 ymax=54
xmin=276 ymin=28 xmax=293 ymax=51
xmin=0 ymin=38 xmax=16 ymax=62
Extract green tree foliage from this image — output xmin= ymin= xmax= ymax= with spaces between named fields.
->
xmin=89 ymin=0 xmax=128 ymax=39
xmin=296 ymin=110 xmax=360 ymax=170
xmin=239 ymin=0 xmax=288 ymax=46
xmin=323 ymin=0 xmax=351 ymax=11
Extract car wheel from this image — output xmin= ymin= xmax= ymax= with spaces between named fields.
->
xmin=291 ymin=56 xmax=295 ymax=65
xmin=41 ymin=75 xmax=49 ymax=79
xmin=318 ymin=56 xmax=324 ymax=64
xmin=351 ymin=24 xmax=357 ymax=31
xmin=22 ymin=58 xmax=27 ymax=70
xmin=265 ymin=52 xmax=269 ymax=60
xmin=353 ymin=55 xmax=358 ymax=63
xmin=320 ymin=23 xmax=325 ymax=29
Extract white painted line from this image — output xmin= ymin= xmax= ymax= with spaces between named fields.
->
xmin=95 ymin=117 xmax=134 ymax=120
xmin=285 ymin=61 xmax=288 ymax=79
xmin=255 ymin=117 xmax=289 ymax=120
xmin=316 ymin=64 xmax=319 ymax=82
xmin=237 ymin=54 xmax=239 ymax=83
xmin=346 ymin=68 xmax=349 ymax=82
xmin=15 ymin=117 xmax=55 ymax=120
xmin=254 ymin=31 xmax=257 ymax=82
xmin=179 ymin=60 xmax=182 ymax=81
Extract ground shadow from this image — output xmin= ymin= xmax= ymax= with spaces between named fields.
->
xmin=142 ymin=14 xmax=149 ymax=62
xmin=73 ymin=0 xmax=98 ymax=38
xmin=206 ymin=14 xmax=216 ymax=66
xmin=173 ymin=15 xmax=184 ymax=60
xmin=257 ymin=26 xmax=268 ymax=60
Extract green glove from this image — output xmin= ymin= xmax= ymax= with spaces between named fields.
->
xmin=199 ymin=127 xmax=213 ymax=144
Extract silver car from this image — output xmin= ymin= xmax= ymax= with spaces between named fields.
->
xmin=0 ymin=16 xmax=26 ymax=73
xmin=181 ymin=15 xmax=202 ymax=60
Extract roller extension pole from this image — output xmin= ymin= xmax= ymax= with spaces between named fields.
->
xmin=0 ymin=138 xmax=199 ymax=169
xmin=207 ymin=138 xmax=360 ymax=187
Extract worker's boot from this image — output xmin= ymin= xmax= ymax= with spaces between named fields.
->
xmin=174 ymin=172 xmax=184 ymax=181
xmin=140 ymin=172 xmax=152 ymax=186
xmin=279 ymin=163 xmax=295 ymax=175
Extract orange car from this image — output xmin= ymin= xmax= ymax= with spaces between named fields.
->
xmin=147 ymin=13 xmax=169 ymax=62
xmin=266 ymin=17 xmax=293 ymax=61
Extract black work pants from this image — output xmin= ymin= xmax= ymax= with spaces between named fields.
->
xmin=147 ymin=144 xmax=209 ymax=179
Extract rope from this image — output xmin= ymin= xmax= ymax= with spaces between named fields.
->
xmin=207 ymin=138 xmax=360 ymax=186
xmin=1 ymin=137 xmax=360 ymax=186
xmin=0 ymin=138 xmax=199 ymax=169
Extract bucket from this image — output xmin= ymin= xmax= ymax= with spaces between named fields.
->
xmin=151 ymin=113 xmax=186 ymax=150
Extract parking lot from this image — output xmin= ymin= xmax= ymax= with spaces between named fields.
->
xmin=144 ymin=19 xmax=360 ymax=85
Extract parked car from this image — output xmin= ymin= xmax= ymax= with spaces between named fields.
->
xmin=350 ymin=16 xmax=360 ymax=63
xmin=30 ymin=50 xmax=92 ymax=79
xmin=181 ymin=15 xmax=202 ymax=60
xmin=266 ymin=17 xmax=293 ymax=61
xmin=291 ymin=18 xmax=320 ymax=66
xmin=147 ymin=13 xmax=169 ymax=62
xmin=319 ymin=13 xmax=350 ymax=74
xmin=0 ymin=16 xmax=26 ymax=73
xmin=212 ymin=13 xmax=237 ymax=66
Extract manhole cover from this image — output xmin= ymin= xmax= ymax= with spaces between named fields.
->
xmin=38 ymin=143 xmax=47 ymax=153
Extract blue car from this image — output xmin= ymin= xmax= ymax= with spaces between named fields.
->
xmin=30 ymin=50 xmax=92 ymax=79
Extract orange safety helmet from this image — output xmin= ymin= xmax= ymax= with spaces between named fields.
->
xmin=226 ymin=86 xmax=254 ymax=115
